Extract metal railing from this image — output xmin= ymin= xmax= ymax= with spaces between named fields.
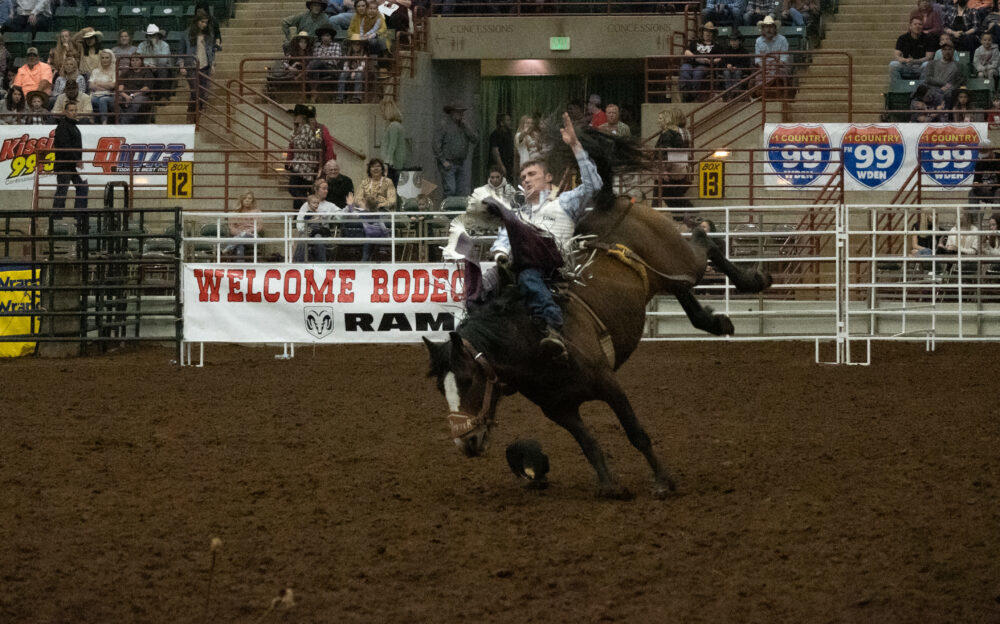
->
xmin=237 ymin=54 xmax=396 ymax=105
xmin=428 ymin=0 xmax=697 ymax=15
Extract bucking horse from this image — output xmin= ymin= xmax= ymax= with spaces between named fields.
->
xmin=422 ymin=121 xmax=771 ymax=499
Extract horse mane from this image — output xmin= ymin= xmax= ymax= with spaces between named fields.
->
xmin=458 ymin=286 xmax=532 ymax=356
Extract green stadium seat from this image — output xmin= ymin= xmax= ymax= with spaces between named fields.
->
xmin=119 ymin=6 xmax=151 ymax=33
xmin=151 ymin=6 xmax=183 ymax=33
xmin=53 ymin=6 xmax=83 ymax=32
xmin=164 ymin=31 xmax=185 ymax=55
xmin=779 ymin=25 xmax=807 ymax=50
xmin=716 ymin=26 xmax=732 ymax=39
xmin=738 ymin=26 xmax=758 ymax=53
xmin=885 ymin=78 xmax=918 ymax=121
xmin=4 ymin=32 xmax=31 ymax=58
xmin=84 ymin=6 xmax=118 ymax=34
xmin=966 ymin=78 xmax=994 ymax=107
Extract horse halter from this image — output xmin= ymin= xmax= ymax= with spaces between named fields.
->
xmin=446 ymin=338 xmax=501 ymax=440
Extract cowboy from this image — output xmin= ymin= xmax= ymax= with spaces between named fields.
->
xmin=754 ymin=15 xmax=790 ymax=82
xmin=488 ymin=113 xmax=602 ymax=360
xmin=138 ymin=24 xmax=172 ymax=88
xmin=281 ymin=0 xmax=333 ymax=42
xmin=433 ymin=102 xmax=478 ymax=197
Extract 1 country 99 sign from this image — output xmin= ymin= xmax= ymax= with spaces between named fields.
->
xmin=918 ymin=125 xmax=981 ymax=187
xmin=766 ymin=124 xmax=832 ymax=187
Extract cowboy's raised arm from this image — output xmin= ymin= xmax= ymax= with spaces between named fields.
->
xmin=557 ymin=112 xmax=603 ymax=221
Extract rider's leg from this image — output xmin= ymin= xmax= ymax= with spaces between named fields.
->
xmin=516 ymin=267 xmax=566 ymax=356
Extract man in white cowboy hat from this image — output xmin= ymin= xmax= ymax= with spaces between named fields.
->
xmin=743 ymin=0 xmax=780 ymax=27
xmin=138 ymin=24 xmax=173 ymax=87
xmin=754 ymin=14 xmax=789 ymax=80
xmin=281 ymin=0 xmax=333 ymax=42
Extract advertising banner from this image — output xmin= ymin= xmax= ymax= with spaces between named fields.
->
xmin=0 ymin=266 xmax=40 ymax=357
xmin=183 ymin=264 xmax=475 ymax=343
xmin=0 ymin=125 xmax=196 ymax=190
xmin=764 ymin=122 xmax=987 ymax=192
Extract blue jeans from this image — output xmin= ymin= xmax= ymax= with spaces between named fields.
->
xmin=786 ymin=7 xmax=805 ymax=26
xmin=702 ymin=6 xmax=742 ymax=26
xmin=438 ymin=161 xmax=462 ymax=197
xmin=517 ymin=267 xmax=563 ymax=329
xmin=889 ymin=60 xmax=927 ymax=82
xmin=93 ymin=94 xmax=114 ymax=124
xmin=338 ymin=69 xmax=364 ymax=102
xmin=53 ymin=172 xmax=88 ymax=210
xmin=679 ymin=62 xmax=709 ymax=98
xmin=328 ymin=11 xmax=353 ymax=28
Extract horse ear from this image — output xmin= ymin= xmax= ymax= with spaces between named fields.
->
xmin=422 ymin=336 xmax=450 ymax=378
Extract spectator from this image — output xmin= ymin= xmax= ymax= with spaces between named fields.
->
xmin=271 ymin=31 xmax=312 ymax=94
xmin=12 ymin=47 xmax=52 ymax=96
xmin=224 ymin=191 xmax=262 ymax=259
xmin=294 ymin=186 xmax=339 ymax=262
xmin=51 ymin=79 xmax=92 ymax=119
xmin=0 ymin=34 xmax=13 ymax=92
xmin=343 ymin=193 xmax=389 ymax=261
xmin=179 ymin=12 xmax=217 ymax=123
xmin=89 ymin=50 xmax=116 ymax=124
xmin=566 ymin=100 xmax=585 ymax=124
xmin=323 ymin=159 xmax=354 ymax=207
xmin=922 ymin=38 xmax=965 ymax=105
xmin=891 ymin=16 xmax=934 ymax=81
xmin=380 ymin=97 xmax=407 ymax=185
xmin=722 ymin=31 xmax=753 ymax=96
xmin=744 ymin=0 xmax=781 ymax=26
xmin=910 ymin=0 xmax=944 ymax=43
xmin=782 ymin=0 xmax=819 ymax=28
xmin=969 ymin=139 xmax=1000 ymax=205
xmin=433 ymin=102 xmax=477 ymax=197
xmin=337 ymin=35 xmax=366 ymax=102
xmin=326 ymin=0 xmax=356 ymax=30
xmin=285 ymin=103 xmax=324 ymax=210
xmin=974 ymin=31 xmax=999 ymax=81
xmin=348 ymin=0 xmax=388 ymax=56
xmin=488 ymin=112 xmax=515 ymax=181
xmin=359 ymin=157 xmax=397 ymax=211
xmin=307 ymin=25 xmax=341 ymax=94
xmin=0 ymin=0 xmax=11 ymax=32
xmin=981 ymin=213 xmax=1000 ymax=259
xmin=194 ymin=0 xmax=223 ymax=51
xmin=51 ymin=57 xmax=87 ymax=99
xmin=0 ymin=85 xmax=25 ymax=123
xmin=22 ymin=90 xmax=48 ymax=123
xmin=679 ymin=22 xmax=721 ymax=102
xmin=138 ymin=25 xmax=172 ymax=90
xmin=11 ymin=0 xmax=51 ymax=34
xmin=940 ymin=211 xmax=980 ymax=255
xmin=754 ymin=15 xmax=790 ymax=84
xmin=383 ymin=0 xmax=413 ymax=48
xmin=48 ymin=30 xmax=82 ymax=71
xmin=910 ymin=83 xmax=945 ymax=121
xmin=952 ymin=86 xmax=980 ymax=121
xmin=78 ymin=29 xmax=103 ymax=76
xmin=598 ymin=104 xmax=631 ymax=137
xmin=515 ymin=114 xmax=542 ymax=172
xmin=586 ymin=93 xmax=606 ymax=128
xmin=909 ymin=207 xmax=937 ymax=257
xmin=703 ymin=0 xmax=746 ymax=27
xmin=112 ymin=30 xmax=137 ymax=68
xmin=698 ymin=218 xmax=718 ymax=233
xmin=118 ymin=54 xmax=155 ymax=123
xmin=655 ymin=108 xmax=693 ymax=208
xmin=470 ymin=164 xmax=517 ymax=209
xmin=52 ymin=101 xmax=86 ymax=210
xmin=942 ymin=0 xmax=979 ymax=52
xmin=283 ymin=0 xmax=333 ymax=43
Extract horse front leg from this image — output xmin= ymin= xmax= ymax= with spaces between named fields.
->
xmin=544 ymin=406 xmax=632 ymax=500
xmin=600 ymin=377 xmax=677 ymax=499
xmin=675 ymin=288 xmax=734 ymax=336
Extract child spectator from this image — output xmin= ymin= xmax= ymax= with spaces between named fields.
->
xmin=338 ymin=36 xmax=367 ymax=103
xmin=722 ymin=31 xmax=753 ymax=97
xmin=974 ymin=31 xmax=1000 ymax=81
xmin=910 ymin=83 xmax=945 ymax=121
xmin=23 ymin=90 xmax=49 ymax=123
xmin=952 ymin=86 xmax=981 ymax=121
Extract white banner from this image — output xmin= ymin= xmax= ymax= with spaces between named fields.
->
xmin=763 ymin=122 xmax=987 ymax=192
xmin=183 ymin=263 xmax=474 ymax=343
xmin=0 ymin=124 xmax=196 ymax=190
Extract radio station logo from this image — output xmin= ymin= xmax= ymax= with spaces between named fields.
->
xmin=0 ymin=131 xmax=55 ymax=182
xmin=918 ymin=124 xmax=981 ymax=187
xmin=842 ymin=125 xmax=905 ymax=189
xmin=767 ymin=124 xmax=832 ymax=187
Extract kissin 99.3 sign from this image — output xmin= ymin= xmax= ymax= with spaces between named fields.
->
xmin=764 ymin=123 xmax=987 ymax=192
xmin=0 ymin=125 xmax=195 ymax=190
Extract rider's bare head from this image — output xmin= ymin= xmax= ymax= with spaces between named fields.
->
xmin=519 ymin=158 xmax=553 ymax=203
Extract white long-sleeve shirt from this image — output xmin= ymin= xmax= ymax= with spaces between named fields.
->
xmin=296 ymin=200 xmax=340 ymax=232
xmin=943 ymin=225 xmax=980 ymax=255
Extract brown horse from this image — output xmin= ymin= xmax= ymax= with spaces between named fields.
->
xmin=423 ymin=195 xmax=771 ymax=499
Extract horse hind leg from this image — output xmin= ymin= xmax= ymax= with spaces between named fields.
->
xmin=676 ymin=288 xmax=734 ymax=336
xmin=690 ymin=227 xmax=772 ymax=294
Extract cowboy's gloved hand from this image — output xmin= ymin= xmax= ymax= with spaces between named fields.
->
xmin=482 ymin=197 xmax=506 ymax=217
xmin=494 ymin=253 xmax=511 ymax=267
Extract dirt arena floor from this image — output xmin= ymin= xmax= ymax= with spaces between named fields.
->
xmin=2 ymin=341 xmax=999 ymax=623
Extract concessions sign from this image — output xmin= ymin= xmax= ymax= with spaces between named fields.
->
xmin=183 ymin=264 xmax=473 ymax=343
xmin=764 ymin=122 xmax=986 ymax=191
xmin=0 ymin=125 xmax=195 ymax=190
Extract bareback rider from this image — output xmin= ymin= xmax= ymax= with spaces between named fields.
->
xmin=489 ymin=112 xmax=603 ymax=360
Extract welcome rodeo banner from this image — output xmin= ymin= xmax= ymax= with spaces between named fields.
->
xmin=183 ymin=264 xmax=476 ymax=344
xmin=0 ymin=125 xmax=195 ymax=190
xmin=764 ymin=122 xmax=988 ymax=192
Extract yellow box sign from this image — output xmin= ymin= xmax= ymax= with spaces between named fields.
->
xmin=167 ymin=161 xmax=193 ymax=199
xmin=698 ymin=161 xmax=724 ymax=199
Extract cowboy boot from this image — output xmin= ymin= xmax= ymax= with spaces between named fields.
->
xmin=539 ymin=325 xmax=567 ymax=360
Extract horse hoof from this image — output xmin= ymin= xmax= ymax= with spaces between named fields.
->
xmin=597 ymin=484 xmax=634 ymax=501
xmin=714 ymin=315 xmax=735 ymax=336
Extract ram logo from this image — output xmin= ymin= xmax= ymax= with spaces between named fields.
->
xmin=303 ymin=307 xmax=335 ymax=339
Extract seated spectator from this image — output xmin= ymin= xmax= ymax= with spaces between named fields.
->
xmin=307 ymin=25 xmax=342 ymax=93
xmin=0 ymin=85 xmax=25 ymax=123
xmin=223 ymin=191 xmax=263 ymax=259
xmin=891 ymin=16 xmax=934 ymax=81
xmin=974 ymin=31 xmax=999 ymax=81
xmin=294 ymin=179 xmax=341 ymax=262
xmin=89 ymin=50 xmax=117 ymax=124
xmin=51 ymin=79 xmax=93 ymax=121
xmin=112 ymin=30 xmax=138 ymax=69
xmin=348 ymin=0 xmax=388 ymax=56
xmin=982 ymin=213 xmax=1000 ymax=260
xmin=922 ymin=39 xmax=965 ymax=105
xmin=282 ymin=0 xmax=333 ymax=44
xmin=754 ymin=16 xmax=789 ymax=85
xmin=782 ymin=0 xmax=819 ymax=28
xmin=324 ymin=159 xmax=354 ymax=207
xmin=269 ymin=31 xmax=312 ymax=92
xmin=969 ymin=139 xmax=999 ymax=204
xmin=909 ymin=207 xmax=937 ymax=257
xmin=12 ymin=47 xmax=52 ymax=95
xmin=117 ymin=54 xmax=155 ymax=123
xmin=338 ymin=36 xmax=367 ymax=102
xmin=910 ymin=0 xmax=944 ymax=45
xmin=587 ymin=93 xmax=606 ymax=127
xmin=598 ymin=103 xmax=631 ymax=137
xmin=744 ymin=0 xmax=781 ymax=27
xmin=566 ymin=100 xmax=585 ymax=124
xmin=326 ymin=0 xmax=357 ymax=30
xmin=138 ymin=24 xmax=172 ymax=90
xmin=51 ymin=57 xmax=88 ymax=100
xmin=0 ymin=0 xmax=11 ymax=32
xmin=359 ymin=157 xmax=397 ymax=211
xmin=344 ymin=193 xmax=390 ymax=262
xmin=48 ymin=30 xmax=82 ymax=71
xmin=910 ymin=83 xmax=946 ymax=121
xmin=77 ymin=28 xmax=104 ymax=76
xmin=703 ymin=0 xmax=746 ymax=27
xmin=11 ymin=0 xmax=52 ymax=34
xmin=952 ymin=86 xmax=981 ymax=121
xmin=942 ymin=0 xmax=979 ymax=52
xmin=23 ymin=90 xmax=49 ymax=123
xmin=939 ymin=212 xmax=980 ymax=256
xmin=680 ymin=22 xmax=721 ymax=102
xmin=932 ymin=33 xmax=956 ymax=59
xmin=470 ymin=165 xmax=517 ymax=210
xmin=722 ymin=31 xmax=753 ymax=96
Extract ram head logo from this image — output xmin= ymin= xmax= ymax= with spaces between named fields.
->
xmin=303 ymin=307 xmax=335 ymax=339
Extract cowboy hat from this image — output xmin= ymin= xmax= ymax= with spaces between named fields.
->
xmin=291 ymin=30 xmax=312 ymax=40
xmin=757 ymin=15 xmax=778 ymax=27
xmin=305 ymin=0 xmax=325 ymax=8
xmin=701 ymin=21 xmax=717 ymax=31
xmin=26 ymin=90 xmax=49 ymax=106
xmin=315 ymin=25 xmax=337 ymax=39
xmin=443 ymin=102 xmax=469 ymax=114
xmin=288 ymin=103 xmax=316 ymax=118
xmin=81 ymin=29 xmax=103 ymax=39
xmin=145 ymin=23 xmax=163 ymax=37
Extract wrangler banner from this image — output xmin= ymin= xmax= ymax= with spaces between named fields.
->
xmin=764 ymin=122 xmax=988 ymax=192
xmin=0 ymin=125 xmax=196 ymax=190
xmin=183 ymin=264 xmax=477 ymax=343
xmin=0 ymin=266 xmax=40 ymax=357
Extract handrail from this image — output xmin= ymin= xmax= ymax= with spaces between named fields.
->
xmin=236 ymin=54 xmax=398 ymax=103
xmin=426 ymin=0 xmax=698 ymax=15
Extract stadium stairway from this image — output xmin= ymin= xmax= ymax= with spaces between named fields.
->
xmin=781 ymin=0 xmax=919 ymax=123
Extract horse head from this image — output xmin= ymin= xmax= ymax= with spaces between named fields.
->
xmin=422 ymin=332 xmax=501 ymax=458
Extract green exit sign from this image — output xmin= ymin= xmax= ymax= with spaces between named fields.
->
xmin=550 ymin=36 xmax=570 ymax=51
